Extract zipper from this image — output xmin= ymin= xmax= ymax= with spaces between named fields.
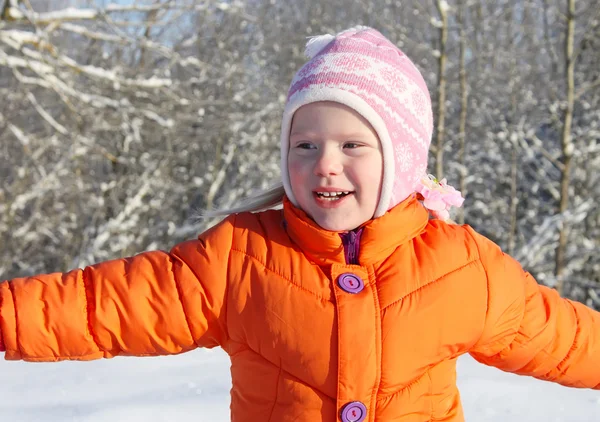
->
xmin=340 ymin=228 xmax=363 ymax=265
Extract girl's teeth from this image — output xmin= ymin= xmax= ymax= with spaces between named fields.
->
xmin=316 ymin=191 xmax=350 ymax=199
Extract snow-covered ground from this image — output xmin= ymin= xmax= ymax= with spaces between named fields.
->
xmin=0 ymin=350 xmax=598 ymax=421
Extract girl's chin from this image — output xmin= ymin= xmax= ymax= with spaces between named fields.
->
xmin=296 ymin=195 xmax=372 ymax=231
xmin=312 ymin=215 xmax=363 ymax=232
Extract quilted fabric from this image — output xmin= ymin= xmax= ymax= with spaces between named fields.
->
xmin=1 ymin=196 xmax=599 ymax=421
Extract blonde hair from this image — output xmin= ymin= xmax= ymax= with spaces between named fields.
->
xmin=200 ymin=183 xmax=286 ymax=219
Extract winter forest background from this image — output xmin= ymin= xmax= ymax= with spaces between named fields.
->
xmin=0 ymin=0 xmax=599 ymax=308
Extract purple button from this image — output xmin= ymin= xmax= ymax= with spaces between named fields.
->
xmin=338 ymin=273 xmax=364 ymax=294
xmin=340 ymin=401 xmax=367 ymax=422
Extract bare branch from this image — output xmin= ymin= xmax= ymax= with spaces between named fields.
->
xmin=575 ymin=78 xmax=600 ymax=100
xmin=1 ymin=29 xmax=173 ymax=88
xmin=4 ymin=1 xmax=246 ymax=24
xmin=26 ymin=92 xmax=125 ymax=163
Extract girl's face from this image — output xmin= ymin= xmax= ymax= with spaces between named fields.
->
xmin=288 ymin=101 xmax=383 ymax=232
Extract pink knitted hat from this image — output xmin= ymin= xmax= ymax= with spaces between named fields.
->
xmin=280 ymin=26 xmax=436 ymax=218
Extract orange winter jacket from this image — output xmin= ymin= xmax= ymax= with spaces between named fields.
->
xmin=1 ymin=196 xmax=599 ymax=421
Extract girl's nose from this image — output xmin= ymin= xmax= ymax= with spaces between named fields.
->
xmin=314 ymin=149 xmax=343 ymax=176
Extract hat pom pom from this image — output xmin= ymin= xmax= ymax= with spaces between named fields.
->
xmin=305 ymin=33 xmax=335 ymax=59
xmin=304 ymin=26 xmax=372 ymax=59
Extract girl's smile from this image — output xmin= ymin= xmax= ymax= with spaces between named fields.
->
xmin=313 ymin=189 xmax=354 ymax=208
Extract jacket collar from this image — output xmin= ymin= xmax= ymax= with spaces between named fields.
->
xmin=283 ymin=195 xmax=429 ymax=266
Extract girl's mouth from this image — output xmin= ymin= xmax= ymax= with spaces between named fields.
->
xmin=313 ymin=191 xmax=355 ymax=208
xmin=314 ymin=191 xmax=352 ymax=200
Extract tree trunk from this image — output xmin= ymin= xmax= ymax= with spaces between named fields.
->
xmin=434 ymin=0 xmax=448 ymax=180
xmin=555 ymin=0 xmax=576 ymax=296
xmin=457 ymin=0 xmax=468 ymax=224
xmin=509 ymin=145 xmax=518 ymax=255
xmin=507 ymin=2 xmax=519 ymax=256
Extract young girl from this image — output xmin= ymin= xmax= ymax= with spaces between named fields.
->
xmin=0 ymin=26 xmax=598 ymax=422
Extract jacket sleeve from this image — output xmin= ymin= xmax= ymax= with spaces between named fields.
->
xmin=0 ymin=214 xmax=235 ymax=362
xmin=466 ymin=227 xmax=600 ymax=390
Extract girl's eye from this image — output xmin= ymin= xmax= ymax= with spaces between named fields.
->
xmin=296 ymin=142 xmax=315 ymax=149
xmin=344 ymin=142 xmax=361 ymax=149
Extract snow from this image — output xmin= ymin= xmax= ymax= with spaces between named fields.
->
xmin=0 ymin=30 xmax=39 ymax=49
xmin=0 ymin=351 xmax=597 ymax=421
xmin=32 ymin=7 xmax=98 ymax=22
xmin=0 ymin=51 xmax=54 ymax=74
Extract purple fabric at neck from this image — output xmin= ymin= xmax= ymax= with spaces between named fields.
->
xmin=340 ymin=228 xmax=363 ymax=265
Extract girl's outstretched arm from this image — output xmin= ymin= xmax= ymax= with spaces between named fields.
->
xmin=467 ymin=227 xmax=600 ymax=390
xmin=0 ymin=215 xmax=235 ymax=362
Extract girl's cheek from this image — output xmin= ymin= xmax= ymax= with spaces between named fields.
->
xmin=288 ymin=159 xmax=305 ymax=178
